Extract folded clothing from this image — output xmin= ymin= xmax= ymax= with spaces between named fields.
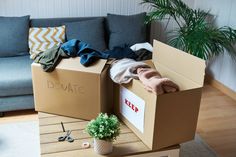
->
xmin=110 ymin=58 xmax=150 ymax=84
xmin=137 ymin=68 xmax=179 ymax=95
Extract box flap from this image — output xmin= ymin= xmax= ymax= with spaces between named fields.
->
xmin=33 ymin=57 xmax=107 ymax=74
xmin=152 ymin=40 xmax=206 ymax=86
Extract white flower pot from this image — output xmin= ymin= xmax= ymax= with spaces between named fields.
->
xmin=93 ymin=139 xmax=113 ymax=155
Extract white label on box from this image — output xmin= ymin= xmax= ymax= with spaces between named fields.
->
xmin=120 ymin=86 xmax=145 ymax=133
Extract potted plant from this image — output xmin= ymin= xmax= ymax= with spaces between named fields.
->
xmin=141 ymin=0 xmax=236 ymax=60
xmin=86 ymin=113 xmax=120 ymax=155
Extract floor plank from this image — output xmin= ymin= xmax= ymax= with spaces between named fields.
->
xmin=0 ymin=110 xmax=38 ymax=124
xmin=196 ymin=85 xmax=236 ymax=157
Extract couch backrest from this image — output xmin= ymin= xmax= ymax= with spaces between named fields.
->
xmin=30 ymin=17 xmax=151 ymax=42
xmin=30 ymin=17 xmax=101 ymax=27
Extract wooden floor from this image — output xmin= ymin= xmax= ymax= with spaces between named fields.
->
xmin=0 ymin=85 xmax=236 ymax=157
xmin=197 ymin=85 xmax=236 ymax=157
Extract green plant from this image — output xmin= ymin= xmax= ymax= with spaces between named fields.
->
xmin=86 ymin=113 xmax=120 ymax=142
xmin=142 ymin=0 xmax=236 ymax=60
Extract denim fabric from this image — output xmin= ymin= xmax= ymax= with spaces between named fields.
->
xmin=61 ymin=39 xmax=109 ymax=66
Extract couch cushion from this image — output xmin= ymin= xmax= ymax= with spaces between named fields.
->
xmin=65 ymin=18 xmax=107 ymax=51
xmin=0 ymin=55 xmax=33 ymax=97
xmin=0 ymin=16 xmax=30 ymax=57
xmin=107 ymin=13 xmax=147 ymax=49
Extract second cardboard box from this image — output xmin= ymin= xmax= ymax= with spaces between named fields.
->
xmin=114 ymin=40 xmax=206 ymax=150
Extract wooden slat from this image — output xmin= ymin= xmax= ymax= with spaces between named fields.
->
xmin=40 ymin=121 xmax=129 ymax=135
xmin=41 ymin=141 xmax=149 ymax=157
xmin=41 ymin=133 xmax=140 ymax=154
xmin=40 ymin=121 xmax=88 ymax=134
xmin=40 ymin=127 xmax=132 ymax=144
xmin=39 ymin=116 xmax=82 ymax=126
xmin=38 ymin=112 xmax=57 ymax=118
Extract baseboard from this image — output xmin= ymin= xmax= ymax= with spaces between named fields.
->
xmin=205 ymin=74 xmax=236 ymax=101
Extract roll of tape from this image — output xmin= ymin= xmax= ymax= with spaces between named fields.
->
xmin=82 ymin=142 xmax=90 ymax=149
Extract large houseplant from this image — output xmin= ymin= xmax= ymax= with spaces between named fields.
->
xmin=86 ymin=113 xmax=120 ymax=155
xmin=142 ymin=0 xmax=236 ymax=60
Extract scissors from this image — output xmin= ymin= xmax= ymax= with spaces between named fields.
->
xmin=58 ymin=130 xmax=74 ymax=143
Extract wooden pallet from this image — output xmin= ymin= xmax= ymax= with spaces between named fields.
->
xmin=38 ymin=112 xmax=180 ymax=157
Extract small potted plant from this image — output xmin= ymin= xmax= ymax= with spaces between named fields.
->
xmin=86 ymin=113 xmax=120 ymax=155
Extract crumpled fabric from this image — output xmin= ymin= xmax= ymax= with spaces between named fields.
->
xmin=130 ymin=42 xmax=153 ymax=61
xmin=34 ymin=45 xmax=65 ymax=72
xmin=103 ymin=46 xmax=138 ymax=60
xmin=61 ymin=39 xmax=110 ymax=66
xmin=109 ymin=58 xmax=150 ymax=84
xmin=34 ymin=39 xmax=110 ymax=72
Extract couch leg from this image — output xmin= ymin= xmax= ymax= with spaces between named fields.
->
xmin=0 ymin=112 xmax=4 ymax=117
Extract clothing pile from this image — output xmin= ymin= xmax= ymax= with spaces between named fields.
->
xmin=110 ymin=59 xmax=179 ymax=95
xmin=33 ymin=39 xmax=152 ymax=72
xmin=34 ymin=39 xmax=178 ymax=95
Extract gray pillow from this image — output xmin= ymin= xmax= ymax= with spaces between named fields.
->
xmin=107 ymin=13 xmax=147 ymax=49
xmin=65 ymin=18 xmax=107 ymax=51
xmin=0 ymin=15 xmax=30 ymax=57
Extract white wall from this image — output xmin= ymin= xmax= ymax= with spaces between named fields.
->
xmin=1 ymin=0 xmax=235 ymax=91
xmin=194 ymin=0 xmax=236 ymax=92
xmin=0 ymin=0 xmax=148 ymax=17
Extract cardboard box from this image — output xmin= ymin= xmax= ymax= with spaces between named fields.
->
xmin=32 ymin=57 xmax=113 ymax=120
xmin=114 ymin=40 xmax=206 ymax=150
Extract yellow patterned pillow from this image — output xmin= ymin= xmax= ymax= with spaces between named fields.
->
xmin=29 ymin=25 xmax=65 ymax=59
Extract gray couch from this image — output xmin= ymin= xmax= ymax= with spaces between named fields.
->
xmin=0 ymin=14 xmax=149 ymax=116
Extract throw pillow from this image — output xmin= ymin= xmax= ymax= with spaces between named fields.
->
xmin=65 ymin=18 xmax=107 ymax=51
xmin=107 ymin=13 xmax=147 ymax=49
xmin=29 ymin=25 xmax=65 ymax=59
xmin=0 ymin=15 xmax=30 ymax=57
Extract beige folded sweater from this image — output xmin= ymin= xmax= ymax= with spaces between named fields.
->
xmin=137 ymin=68 xmax=179 ymax=95
xmin=109 ymin=58 xmax=150 ymax=84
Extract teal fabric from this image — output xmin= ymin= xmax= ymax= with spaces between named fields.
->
xmin=0 ymin=55 xmax=33 ymax=97
xmin=0 ymin=16 xmax=30 ymax=57
xmin=0 ymin=95 xmax=34 ymax=112
xmin=107 ymin=13 xmax=147 ymax=49
xmin=65 ymin=18 xmax=107 ymax=51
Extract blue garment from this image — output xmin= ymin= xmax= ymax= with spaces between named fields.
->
xmin=103 ymin=46 xmax=138 ymax=60
xmin=61 ymin=39 xmax=109 ymax=66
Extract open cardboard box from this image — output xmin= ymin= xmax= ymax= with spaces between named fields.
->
xmin=114 ymin=40 xmax=206 ymax=150
xmin=32 ymin=58 xmax=113 ymax=120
